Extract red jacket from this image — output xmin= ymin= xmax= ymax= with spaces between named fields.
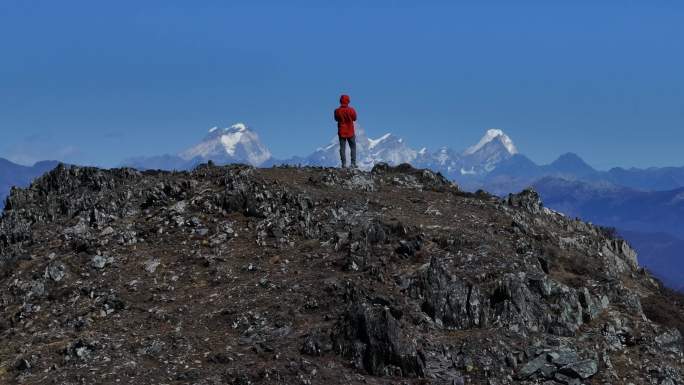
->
xmin=334 ymin=94 xmax=357 ymax=138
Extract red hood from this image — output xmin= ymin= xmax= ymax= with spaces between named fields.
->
xmin=340 ymin=94 xmax=350 ymax=106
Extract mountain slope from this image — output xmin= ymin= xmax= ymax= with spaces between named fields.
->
xmin=457 ymin=129 xmax=518 ymax=175
xmin=115 ymin=125 xmax=684 ymax=293
xmin=533 ymin=176 xmax=684 ymax=287
xmin=0 ymin=163 xmax=682 ymax=384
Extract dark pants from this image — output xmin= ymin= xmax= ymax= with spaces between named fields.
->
xmin=339 ymin=135 xmax=356 ymax=168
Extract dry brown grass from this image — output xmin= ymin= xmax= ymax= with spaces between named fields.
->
xmin=642 ymin=285 xmax=684 ymax=337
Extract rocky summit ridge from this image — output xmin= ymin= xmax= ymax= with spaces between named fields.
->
xmin=0 ymin=163 xmax=683 ymax=385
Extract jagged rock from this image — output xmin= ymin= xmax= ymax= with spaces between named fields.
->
xmin=519 ymin=351 xmax=597 ymax=382
xmin=100 ymin=226 xmax=115 ymax=236
xmin=655 ymin=329 xmax=683 ymax=354
xmin=548 ymin=349 xmax=579 ymax=366
xmin=91 ymin=255 xmax=110 ymax=269
xmin=601 ymin=238 xmax=639 ymax=274
xmin=554 ymin=372 xmax=581 ymax=385
xmin=45 ymin=261 xmax=66 ymax=282
xmin=171 ymin=200 xmax=187 ymax=213
xmin=602 ymin=313 xmax=637 ymax=351
xmin=137 ymin=340 xmax=165 ymax=356
xmin=395 ymin=238 xmax=422 ymax=258
xmin=409 ymin=256 xmax=487 ymax=329
xmin=143 ymin=258 xmax=160 ymax=274
xmin=89 ymin=207 xmax=112 ymax=229
xmin=365 ymin=221 xmax=387 ymax=244
xmin=507 ymin=188 xmax=544 ymax=214
xmin=64 ymin=340 xmax=96 ymax=362
xmin=22 ymin=280 xmax=46 ymax=298
xmin=0 ymin=211 xmax=33 ymax=244
xmin=579 ymin=287 xmax=608 ymax=322
xmin=408 ymin=257 xmax=611 ymax=337
xmin=558 ymin=359 xmax=598 ymax=379
xmin=309 ymin=169 xmax=376 ymax=191
xmin=372 ymin=163 xmax=455 ymax=192
xmin=301 ymin=333 xmax=329 ymax=356
xmin=493 ymin=273 xmax=585 ymax=336
xmin=64 ymin=220 xmax=89 ymax=237
xmin=518 ymin=354 xmax=551 ymax=379
xmin=333 ymin=300 xmax=425 ymax=377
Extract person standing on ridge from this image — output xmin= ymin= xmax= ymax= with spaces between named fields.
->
xmin=334 ymin=94 xmax=357 ymax=168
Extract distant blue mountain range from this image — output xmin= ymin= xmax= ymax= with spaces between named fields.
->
xmin=533 ymin=177 xmax=684 ymax=237
xmin=531 ymin=177 xmax=684 ymax=289
xmin=459 ymin=152 xmax=684 ymax=195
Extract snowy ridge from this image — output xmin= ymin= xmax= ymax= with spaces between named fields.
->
xmin=124 ymin=123 xmax=521 ymax=180
xmin=179 ymin=123 xmax=271 ymax=166
xmin=464 ymin=129 xmax=518 ymax=155
xmin=289 ymin=126 xmax=520 ymax=177
xmin=288 ymin=126 xmax=419 ymax=170
xmin=368 ymin=133 xmax=392 ymax=150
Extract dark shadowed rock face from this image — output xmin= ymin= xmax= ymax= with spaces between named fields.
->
xmin=0 ymin=163 xmax=682 ymax=384
xmin=333 ymin=298 xmax=426 ymax=378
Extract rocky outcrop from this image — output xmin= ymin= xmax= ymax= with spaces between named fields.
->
xmin=407 ymin=256 xmax=610 ymax=337
xmin=333 ymin=299 xmax=426 ymax=377
xmin=0 ymin=163 xmax=681 ymax=384
xmin=506 ymin=188 xmax=544 ymax=214
xmin=602 ymin=238 xmax=639 ymax=272
xmin=409 ymin=257 xmax=487 ymax=330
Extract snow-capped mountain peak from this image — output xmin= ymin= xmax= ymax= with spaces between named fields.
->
xmin=294 ymin=126 xmax=418 ymax=170
xmin=232 ymin=123 xmax=248 ymax=132
xmin=368 ymin=133 xmax=392 ymax=150
xmin=364 ymin=131 xmax=417 ymax=167
xmin=180 ymin=123 xmax=272 ymax=166
xmin=464 ymin=129 xmax=518 ymax=156
xmin=206 ymin=123 xmax=249 ymax=139
xmin=126 ymin=123 xmax=520 ymax=180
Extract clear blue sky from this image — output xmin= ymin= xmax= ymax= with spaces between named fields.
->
xmin=1 ymin=0 xmax=682 ymax=169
